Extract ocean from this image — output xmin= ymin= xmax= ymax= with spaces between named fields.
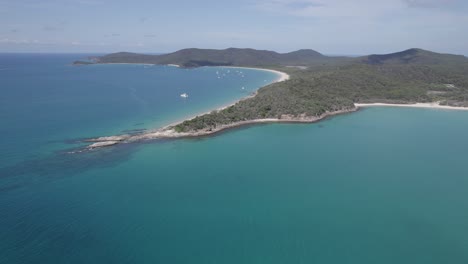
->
xmin=1 ymin=54 xmax=468 ymax=263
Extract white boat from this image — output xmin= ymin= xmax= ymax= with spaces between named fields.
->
xmin=180 ymin=93 xmax=188 ymax=98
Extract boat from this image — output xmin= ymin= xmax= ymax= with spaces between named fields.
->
xmin=180 ymin=93 xmax=188 ymax=98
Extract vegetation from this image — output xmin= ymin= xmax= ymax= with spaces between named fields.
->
xmin=92 ymin=48 xmax=348 ymax=67
xmin=73 ymin=60 xmax=94 ymax=65
xmin=81 ymin=48 xmax=468 ymax=132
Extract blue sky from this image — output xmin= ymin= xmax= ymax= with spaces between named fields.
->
xmin=1 ymin=0 xmax=467 ymax=54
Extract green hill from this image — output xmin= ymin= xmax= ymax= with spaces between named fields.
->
xmin=362 ymin=48 xmax=467 ymax=65
xmin=95 ymin=48 xmax=332 ymax=67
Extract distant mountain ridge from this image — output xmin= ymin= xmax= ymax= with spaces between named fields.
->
xmin=79 ymin=47 xmax=468 ymax=68
xmin=362 ymin=48 xmax=467 ymax=65
xmin=92 ymin=48 xmax=328 ymax=67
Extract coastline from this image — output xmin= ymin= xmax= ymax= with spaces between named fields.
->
xmin=160 ymin=66 xmax=290 ymax=127
xmin=88 ymin=63 xmax=289 ymax=130
xmin=219 ymin=66 xmax=290 ymax=83
xmin=85 ymin=107 xmax=357 ymax=149
xmin=152 ymin=66 xmax=290 ymax=131
xmin=96 ymin=62 xmax=156 ymax=66
xmin=93 ymin=62 xmax=288 ymax=81
xmin=83 ymin=66 xmax=290 ymax=150
xmin=83 ymin=100 xmax=468 ymax=150
xmin=355 ymin=102 xmax=468 ymax=111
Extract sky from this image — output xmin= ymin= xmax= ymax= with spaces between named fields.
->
xmin=1 ymin=0 xmax=467 ymax=55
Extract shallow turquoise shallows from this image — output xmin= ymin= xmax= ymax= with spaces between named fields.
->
xmin=1 ymin=54 xmax=468 ymax=264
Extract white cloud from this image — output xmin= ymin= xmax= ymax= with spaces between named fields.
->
xmin=404 ymin=0 xmax=458 ymax=8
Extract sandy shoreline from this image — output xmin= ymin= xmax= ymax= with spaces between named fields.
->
xmin=356 ymin=102 xmax=468 ymax=111
xmin=98 ymin=62 xmax=156 ymax=66
xmin=96 ymin=62 xmax=288 ymax=82
xmin=219 ymin=66 xmax=290 ymax=82
xmin=83 ymin=66 xmax=290 ymax=150
xmin=83 ymin=101 xmax=468 ymax=150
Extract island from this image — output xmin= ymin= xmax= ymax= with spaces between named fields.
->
xmin=74 ymin=47 xmax=468 ymax=149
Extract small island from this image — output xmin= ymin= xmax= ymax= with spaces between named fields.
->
xmin=75 ymin=47 xmax=468 ymax=149
xmin=72 ymin=61 xmax=94 ymax=65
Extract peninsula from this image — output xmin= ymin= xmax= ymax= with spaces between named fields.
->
xmin=76 ymin=48 xmax=468 ymax=149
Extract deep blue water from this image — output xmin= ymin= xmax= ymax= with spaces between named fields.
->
xmin=1 ymin=54 xmax=468 ymax=263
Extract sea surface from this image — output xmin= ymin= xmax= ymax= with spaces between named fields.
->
xmin=1 ymin=54 xmax=468 ymax=263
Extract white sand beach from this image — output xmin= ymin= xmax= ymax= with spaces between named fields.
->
xmin=221 ymin=66 xmax=290 ymax=82
xmin=355 ymin=102 xmax=468 ymax=111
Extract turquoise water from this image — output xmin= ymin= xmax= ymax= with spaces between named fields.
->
xmin=2 ymin=55 xmax=468 ymax=263
xmin=0 ymin=54 xmax=276 ymax=167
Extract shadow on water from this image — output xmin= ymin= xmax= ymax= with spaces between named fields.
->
xmin=0 ymin=142 xmax=145 ymax=193
xmin=0 ymin=123 xmax=250 ymax=193
xmin=0 ymin=117 xmax=332 ymax=194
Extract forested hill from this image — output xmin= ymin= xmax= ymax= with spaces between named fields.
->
xmin=78 ymin=47 xmax=467 ymax=68
xmin=82 ymin=48 xmax=334 ymax=67
xmin=362 ymin=48 xmax=468 ymax=65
